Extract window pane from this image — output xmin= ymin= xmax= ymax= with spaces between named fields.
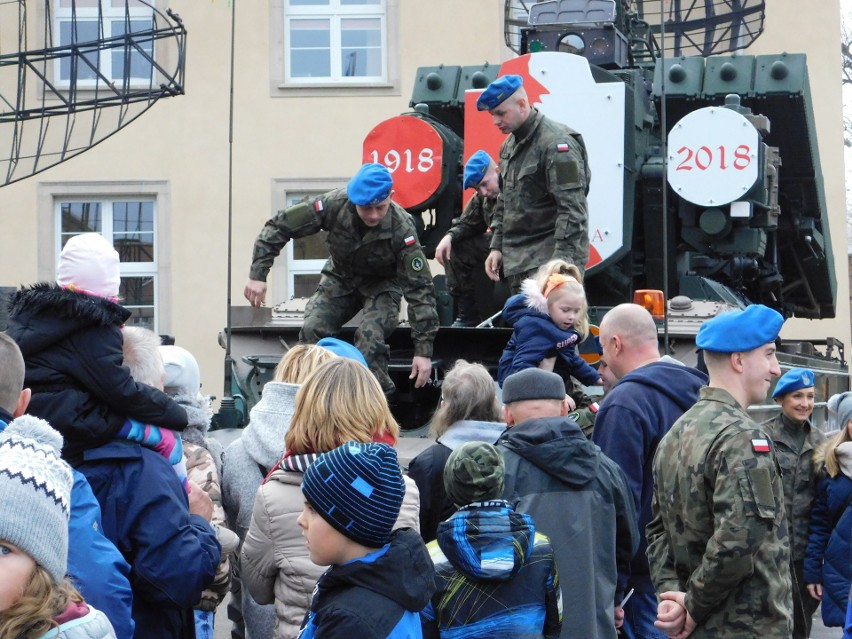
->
xmin=111 ymin=19 xmax=155 ymax=81
xmin=341 ymin=18 xmax=381 ymax=77
xmin=293 ymin=232 xmax=329 ymax=260
xmin=290 ymin=20 xmax=331 ymax=47
xmin=294 ymin=274 xmax=322 ymax=298
xmin=120 ymin=276 xmax=155 ymax=329
xmin=59 ymin=20 xmax=100 ymax=81
xmin=61 ymin=202 xmax=102 ymax=234
xmin=291 ymin=51 xmax=331 ymax=78
xmin=113 ymin=201 xmax=154 ymax=263
xmin=289 ymin=20 xmax=331 ymax=78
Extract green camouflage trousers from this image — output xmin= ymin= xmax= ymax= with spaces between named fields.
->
xmin=445 ymin=233 xmax=491 ymax=298
xmin=300 ymin=282 xmax=401 ymax=393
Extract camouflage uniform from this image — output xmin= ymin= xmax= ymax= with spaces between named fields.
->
xmin=249 ymin=188 xmax=439 ymax=392
xmin=444 ymin=193 xmax=496 ymax=297
xmin=491 ymin=108 xmax=591 ymax=288
xmin=184 ymin=441 xmax=231 ymax=612
xmin=647 ymin=387 xmax=793 ymax=638
xmin=762 ymin=412 xmax=824 ymax=638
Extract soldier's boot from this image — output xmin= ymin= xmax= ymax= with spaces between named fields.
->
xmin=369 ymin=356 xmax=396 ymax=396
xmin=451 ymin=296 xmax=481 ymax=328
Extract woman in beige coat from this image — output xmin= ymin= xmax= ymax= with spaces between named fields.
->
xmin=240 ymin=358 xmax=420 ymax=639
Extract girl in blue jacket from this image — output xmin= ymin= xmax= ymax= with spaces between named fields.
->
xmin=498 ymin=259 xmax=601 ymax=388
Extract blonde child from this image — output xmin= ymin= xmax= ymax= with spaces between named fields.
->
xmin=0 ymin=416 xmax=115 ymax=638
xmin=498 ymin=259 xmax=602 ymax=387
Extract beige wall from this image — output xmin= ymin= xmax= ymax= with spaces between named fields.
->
xmin=0 ymin=0 xmax=848 ymax=399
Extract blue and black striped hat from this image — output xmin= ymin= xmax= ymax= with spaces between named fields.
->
xmin=302 ymin=442 xmax=405 ymax=548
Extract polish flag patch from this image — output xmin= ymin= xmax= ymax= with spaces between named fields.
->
xmin=557 ymin=143 xmax=570 ymax=152
xmin=314 ymin=200 xmax=324 ymax=213
xmin=589 ymin=402 xmax=600 ymax=414
xmin=751 ymin=438 xmax=771 ymax=453
xmin=404 ymin=235 xmax=416 ymax=246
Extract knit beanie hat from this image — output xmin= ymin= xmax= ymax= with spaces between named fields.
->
xmin=161 ymin=345 xmax=202 ymax=397
xmin=56 ymin=233 xmax=121 ymax=299
xmin=444 ymin=441 xmax=505 ymax=506
xmin=829 ymin=392 xmax=852 ymax=432
xmin=0 ymin=415 xmax=73 ymax=584
xmin=301 ymin=442 xmax=405 ymax=548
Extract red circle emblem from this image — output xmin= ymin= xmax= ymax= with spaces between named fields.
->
xmin=362 ymin=116 xmax=443 ymax=209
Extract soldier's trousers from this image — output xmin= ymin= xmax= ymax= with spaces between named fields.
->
xmin=445 ymin=233 xmax=490 ymax=297
xmin=300 ymin=282 xmax=400 ymax=389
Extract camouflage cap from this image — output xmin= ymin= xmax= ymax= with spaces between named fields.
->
xmin=443 ymin=441 xmax=505 ymax=507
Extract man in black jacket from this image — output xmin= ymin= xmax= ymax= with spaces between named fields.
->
xmin=498 ymin=368 xmax=638 ymax=639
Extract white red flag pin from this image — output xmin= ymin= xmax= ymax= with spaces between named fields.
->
xmin=751 ymin=438 xmax=771 ymax=453
xmin=404 ymin=235 xmax=416 ymax=246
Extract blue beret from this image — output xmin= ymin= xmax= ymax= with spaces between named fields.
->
xmin=772 ymin=368 xmax=815 ymax=398
xmin=316 ymin=337 xmax=368 ymax=367
xmin=696 ymin=304 xmax=784 ymax=353
xmin=347 ymin=163 xmax=393 ymax=206
xmin=463 ymin=150 xmax=493 ymax=189
xmin=476 ymin=75 xmax=523 ymax=111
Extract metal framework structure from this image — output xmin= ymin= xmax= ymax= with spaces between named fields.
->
xmin=0 ymin=0 xmax=186 ymax=186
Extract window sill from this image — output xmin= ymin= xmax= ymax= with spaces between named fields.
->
xmin=272 ymin=82 xmax=400 ymax=98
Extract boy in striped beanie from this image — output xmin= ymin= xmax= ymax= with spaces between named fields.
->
xmin=297 ymin=442 xmax=435 ymax=638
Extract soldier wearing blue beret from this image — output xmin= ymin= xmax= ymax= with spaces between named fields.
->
xmin=764 ymin=366 xmax=823 ymax=639
xmin=435 ymin=150 xmax=500 ymax=326
xmin=245 ymin=163 xmax=439 ymax=394
xmin=648 ymin=303 xmax=794 ymax=638
xmin=477 ymin=74 xmax=592 ymax=294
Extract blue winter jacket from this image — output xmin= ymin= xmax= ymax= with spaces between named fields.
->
xmin=592 ymin=360 xmax=706 ymax=593
xmin=79 ymin=440 xmax=221 ymax=639
xmin=299 ymin=529 xmax=435 ymax=639
xmin=421 ymin=501 xmax=562 ymax=639
xmin=0 ymin=411 xmax=135 ymax=638
xmin=804 ymin=444 xmax=852 ymax=627
xmin=498 ymin=293 xmax=599 ymax=386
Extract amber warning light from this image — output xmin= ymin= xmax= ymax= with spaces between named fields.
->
xmin=633 ymin=290 xmax=665 ymax=319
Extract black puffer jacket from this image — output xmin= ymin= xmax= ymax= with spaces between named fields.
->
xmin=6 ymin=283 xmax=187 ymax=463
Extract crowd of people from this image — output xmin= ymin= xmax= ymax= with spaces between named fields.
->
xmin=1 ymin=72 xmax=851 ymax=639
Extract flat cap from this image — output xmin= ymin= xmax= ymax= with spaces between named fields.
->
xmin=501 ymin=368 xmax=565 ymax=404
xmin=772 ymin=368 xmax=815 ymax=398
xmin=476 ymin=74 xmax=523 ymax=111
xmin=347 ymin=163 xmax=393 ymax=206
xmin=463 ymin=150 xmax=493 ymax=190
xmin=696 ymin=304 xmax=784 ymax=353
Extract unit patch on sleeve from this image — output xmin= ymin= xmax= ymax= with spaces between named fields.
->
xmin=409 ymin=255 xmax=425 ymax=272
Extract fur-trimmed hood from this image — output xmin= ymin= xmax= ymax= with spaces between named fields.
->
xmin=520 ymin=277 xmax=548 ymax=314
xmin=813 ymin=439 xmax=852 ymax=480
xmin=7 ymin=283 xmax=130 ymax=356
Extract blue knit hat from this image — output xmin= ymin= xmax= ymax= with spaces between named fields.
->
xmin=347 ymin=163 xmax=393 ymax=206
xmin=302 ymin=442 xmax=405 ymax=548
xmin=463 ymin=150 xmax=493 ymax=189
xmin=476 ymin=75 xmax=523 ymax=111
xmin=772 ymin=368 xmax=815 ymax=398
xmin=0 ymin=415 xmax=73 ymax=584
xmin=696 ymin=304 xmax=784 ymax=353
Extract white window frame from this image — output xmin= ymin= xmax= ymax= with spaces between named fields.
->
xmin=284 ymin=0 xmax=387 ymax=85
xmin=53 ymin=0 xmax=156 ymax=90
xmin=269 ymin=0 xmax=400 ymax=98
xmin=38 ymin=181 xmax=172 ymax=334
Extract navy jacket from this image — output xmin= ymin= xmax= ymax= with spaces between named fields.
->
xmin=79 ymin=441 xmax=221 ymax=639
xmin=498 ymin=293 xmax=599 ymax=386
xmin=421 ymin=501 xmax=561 ymax=639
xmin=804 ymin=463 xmax=852 ymax=627
xmin=5 ymin=284 xmax=187 ymax=463
xmin=299 ymin=528 xmax=435 ymax=639
xmin=592 ymin=360 xmax=706 ymax=592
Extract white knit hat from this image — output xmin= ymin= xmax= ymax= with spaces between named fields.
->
xmin=160 ymin=345 xmax=201 ymax=396
xmin=0 ymin=415 xmax=73 ymax=584
xmin=56 ymin=233 xmax=121 ymax=299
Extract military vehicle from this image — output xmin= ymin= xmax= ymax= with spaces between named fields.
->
xmin=217 ymin=0 xmax=848 ymax=431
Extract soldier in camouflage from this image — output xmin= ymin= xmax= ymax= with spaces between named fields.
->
xmin=477 ymin=75 xmax=591 ymax=293
xmin=646 ymin=305 xmax=793 ymax=638
xmin=244 ymin=163 xmax=439 ymax=394
xmin=434 ymin=150 xmax=500 ymax=327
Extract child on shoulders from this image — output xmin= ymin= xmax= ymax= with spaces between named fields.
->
xmin=498 ymin=259 xmax=601 ymax=388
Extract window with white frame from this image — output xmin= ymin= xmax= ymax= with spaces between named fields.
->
xmin=284 ymin=192 xmax=329 ymax=298
xmin=285 ymin=0 xmax=386 ymax=83
xmin=57 ymin=198 xmax=158 ymax=330
xmin=54 ymin=0 xmax=155 ymax=87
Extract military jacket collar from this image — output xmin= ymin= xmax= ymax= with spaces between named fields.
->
xmin=773 ymin=412 xmax=816 ymax=452
xmin=510 ymin=108 xmax=545 ymax=149
xmin=344 ymin=199 xmax=400 ymax=242
xmin=698 ymin=386 xmax=749 ymax=416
